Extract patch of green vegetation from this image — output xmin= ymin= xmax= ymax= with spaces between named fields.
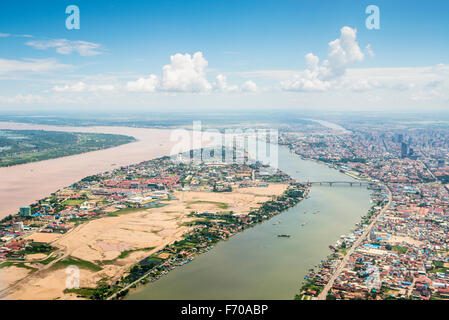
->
xmin=64 ymin=287 xmax=99 ymax=298
xmin=100 ymin=247 xmax=155 ymax=265
xmin=62 ymin=199 xmax=86 ymax=206
xmin=39 ymin=255 xmax=58 ymax=265
xmin=51 ymin=256 xmax=102 ymax=272
xmin=187 ymin=200 xmax=229 ymax=209
xmin=122 ymin=256 xmax=164 ymax=284
xmin=171 ymin=239 xmax=198 ymax=250
xmin=391 ymin=246 xmax=408 ymax=254
xmin=118 ymin=247 xmax=154 ymax=259
xmin=107 ymin=207 xmax=147 ymax=217
xmin=17 ymin=262 xmax=38 ymax=270
xmin=428 ymin=261 xmax=449 ymax=274
xmin=68 ymin=217 xmax=90 ymax=224
xmin=0 ymin=261 xmax=37 ymax=271
xmin=0 ymin=130 xmax=135 ymax=167
xmin=0 ymin=261 xmax=15 ymax=269
xmin=145 ymin=202 xmax=168 ymax=209
xmin=299 ymin=280 xmax=323 ymax=296
xmin=64 ymin=282 xmax=115 ymax=300
xmin=24 ymin=242 xmax=56 ymax=255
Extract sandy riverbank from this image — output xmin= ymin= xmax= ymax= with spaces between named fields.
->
xmin=0 ymin=184 xmax=287 ymax=300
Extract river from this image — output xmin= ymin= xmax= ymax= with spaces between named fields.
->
xmin=0 ymin=122 xmax=174 ymax=219
xmin=127 ymin=146 xmax=372 ymax=299
xmin=0 ymin=122 xmax=371 ymax=299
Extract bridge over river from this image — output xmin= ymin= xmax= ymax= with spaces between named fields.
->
xmin=303 ymin=181 xmax=374 ymax=187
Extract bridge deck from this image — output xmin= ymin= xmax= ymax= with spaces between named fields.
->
xmin=304 ymin=181 xmax=373 ymax=186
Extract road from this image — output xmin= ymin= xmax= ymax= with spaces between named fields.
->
xmin=317 ymin=184 xmax=392 ymax=300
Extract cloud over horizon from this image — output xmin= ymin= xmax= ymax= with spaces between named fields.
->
xmin=125 ymin=52 xmax=257 ymax=94
xmin=281 ymin=26 xmax=364 ymax=92
xmin=214 ymin=74 xmax=238 ymax=93
xmin=1 ymin=25 xmax=446 ymax=111
xmin=125 ymin=52 xmax=212 ymax=93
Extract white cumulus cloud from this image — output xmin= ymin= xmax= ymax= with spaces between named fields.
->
xmin=281 ymin=26 xmax=364 ymax=92
xmin=125 ymin=52 xmax=215 ymax=93
xmin=125 ymin=52 xmax=255 ymax=94
xmin=160 ymin=52 xmax=212 ymax=92
xmin=126 ymin=75 xmax=159 ymax=92
xmin=214 ymin=74 xmax=238 ymax=93
xmin=241 ymin=80 xmax=258 ymax=92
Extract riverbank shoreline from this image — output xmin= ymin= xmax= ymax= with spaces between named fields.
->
xmin=0 ymin=143 xmax=307 ymax=300
xmin=0 ymin=122 xmax=371 ymax=300
xmin=85 ymin=143 xmax=371 ymax=300
xmin=0 ymin=123 xmax=174 ymax=219
xmin=278 ymin=147 xmax=393 ymax=300
xmin=280 ymin=144 xmax=384 ymax=298
xmin=108 ymin=182 xmax=307 ymax=300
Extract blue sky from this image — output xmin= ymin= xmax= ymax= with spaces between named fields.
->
xmin=0 ymin=0 xmax=448 ymax=111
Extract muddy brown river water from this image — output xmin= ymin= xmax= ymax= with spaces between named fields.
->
xmin=0 ymin=122 xmax=174 ymax=218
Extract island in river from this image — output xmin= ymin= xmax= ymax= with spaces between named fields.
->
xmin=0 ymin=123 xmax=175 ymax=220
xmin=0 ymin=151 xmax=307 ymax=300
xmin=0 ymin=129 xmax=135 ymax=168
xmin=127 ymin=146 xmax=373 ymax=300
xmin=0 ymin=121 xmax=374 ymax=300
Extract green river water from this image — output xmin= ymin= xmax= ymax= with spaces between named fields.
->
xmin=128 ymin=146 xmax=372 ymax=299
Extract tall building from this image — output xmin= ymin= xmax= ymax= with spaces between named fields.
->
xmin=401 ymin=142 xmax=408 ymax=159
xmin=393 ymin=133 xmax=404 ymax=143
xmin=19 ymin=206 xmax=31 ymax=216
xmin=13 ymin=222 xmax=24 ymax=232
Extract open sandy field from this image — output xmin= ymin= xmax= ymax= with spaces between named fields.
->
xmin=387 ymin=235 xmax=424 ymax=246
xmin=25 ymin=233 xmax=62 ymax=243
xmin=0 ymin=266 xmax=31 ymax=292
xmin=0 ymin=183 xmax=286 ymax=300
